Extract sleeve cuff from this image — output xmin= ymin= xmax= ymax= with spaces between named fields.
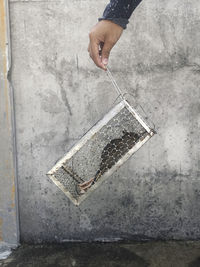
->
xmin=98 ymin=17 xmax=129 ymax=29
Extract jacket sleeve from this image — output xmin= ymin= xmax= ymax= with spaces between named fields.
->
xmin=99 ymin=0 xmax=143 ymax=29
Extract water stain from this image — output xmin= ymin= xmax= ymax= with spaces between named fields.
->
xmin=44 ymin=56 xmax=72 ymax=115
xmin=38 ymin=90 xmax=66 ymax=114
xmin=34 ymin=131 xmax=57 ymax=145
xmin=0 ymin=243 xmax=149 ymax=267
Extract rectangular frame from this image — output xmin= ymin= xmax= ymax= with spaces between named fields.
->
xmin=47 ymin=100 xmax=155 ymax=205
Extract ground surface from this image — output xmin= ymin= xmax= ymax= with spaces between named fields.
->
xmin=0 ymin=241 xmax=200 ymax=267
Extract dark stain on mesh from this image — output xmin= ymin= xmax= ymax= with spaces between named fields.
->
xmin=94 ymin=131 xmax=142 ymax=182
xmin=62 ymin=165 xmax=84 ymax=184
xmin=78 ymin=130 xmax=147 ymax=192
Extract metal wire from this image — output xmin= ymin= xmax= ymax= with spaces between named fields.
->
xmin=123 ymin=92 xmax=156 ymax=131
xmin=106 ymin=67 xmax=124 ymax=101
xmin=106 ymin=67 xmax=156 ymax=131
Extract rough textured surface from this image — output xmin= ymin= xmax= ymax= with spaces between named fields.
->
xmin=1 ymin=241 xmax=200 ymax=267
xmin=0 ymin=0 xmax=19 ymax=245
xmin=0 ymin=243 xmax=15 ymax=260
xmin=9 ymin=0 xmax=200 ymax=242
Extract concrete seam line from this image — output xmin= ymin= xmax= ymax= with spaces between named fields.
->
xmin=5 ymin=0 xmax=20 ymax=246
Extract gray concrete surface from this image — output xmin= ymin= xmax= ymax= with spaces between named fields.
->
xmin=0 ymin=243 xmax=13 ymax=260
xmin=0 ymin=0 xmax=19 ymax=246
xmin=8 ymin=0 xmax=200 ymax=242
xmin=1 ymin=241 xmax=200 ymax=267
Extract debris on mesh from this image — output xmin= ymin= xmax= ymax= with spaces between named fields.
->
xmin=47 ymin=100 xmax=155 ymax=205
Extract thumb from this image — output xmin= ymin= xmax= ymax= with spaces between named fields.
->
xmin=101 ymin=41 xmax=113 ymax=66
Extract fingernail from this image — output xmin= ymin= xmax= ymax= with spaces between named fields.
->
xmin=102 ymin=58 xmax=108 ymax=65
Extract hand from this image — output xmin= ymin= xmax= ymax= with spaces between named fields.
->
xmin=88 ymin=20 xmax=123 ymax=70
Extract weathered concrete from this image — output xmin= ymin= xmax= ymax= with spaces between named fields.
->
xmin=9 ymin=0 xmax=200 ymax=242
xmin=1 ymin=241 xmax=200 ymax=267
xmin=0 ymin=0 xmax=19 ymax=246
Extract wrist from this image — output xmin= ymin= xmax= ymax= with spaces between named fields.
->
xmin=98 ymin=17 xmax=128 ymax=30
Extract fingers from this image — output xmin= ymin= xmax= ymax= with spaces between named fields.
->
xmin=88 ymin=34 xmax=106 ymax=70
xmin=88 ymin=37 xmax=114 ymax=70
xmin=101 ymin=41 xmax=113 ymax=68
xmin=88 ymin=21 xmax=123 ymax=70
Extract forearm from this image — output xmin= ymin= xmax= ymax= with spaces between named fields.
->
xmin=99 ymin=0 xmax=143 ymax=29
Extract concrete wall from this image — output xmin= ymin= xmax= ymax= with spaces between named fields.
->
xmin=8 ymin=0 xmax=200 ymax=242
xmin=0 ymin=0 xmax=19 ymax=246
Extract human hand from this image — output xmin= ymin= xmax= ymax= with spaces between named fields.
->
xmin=88 ymin=20 xmax=123 ymax=70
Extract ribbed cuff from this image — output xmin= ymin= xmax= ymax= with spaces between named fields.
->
xmin=98 ymin=17 xmax=128 ymax=29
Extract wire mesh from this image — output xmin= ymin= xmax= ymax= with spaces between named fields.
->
xmin=47 ymin=100 xmax=155 ymax=205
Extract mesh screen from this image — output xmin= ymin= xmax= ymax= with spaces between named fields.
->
xmin=47 ymin=100 xmax=155 ymax=205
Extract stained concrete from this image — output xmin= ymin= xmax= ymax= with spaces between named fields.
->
xmin=8 ymin=0 xmax=200 ymax=242
xmin=1 ymin=241 xmax=200 ymax=267
xmin=0 ymin=0 xmax=19 ymax=246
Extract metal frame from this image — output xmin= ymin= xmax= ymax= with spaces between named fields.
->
xmin=47 ymin=100 xmax=155 ymax=206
